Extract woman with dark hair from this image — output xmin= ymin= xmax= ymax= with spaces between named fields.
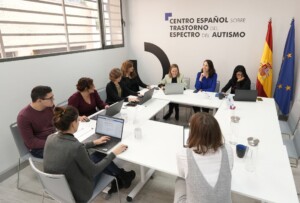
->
xmin=193 ymin=59 xmax=218 ymax=113
xmin=68 ymin=77 xmax=108 ymax=118
xmin=106 ymin=68 xmax=138 ymax=105
xmin=159 ymin=64 xmax=187 ymax=120
xmin=44 ymin=106 xmax=135 ymax=203
xmin=221 ymin=65 xmax=251 ymax=94
xmin=121 ymin=60 xmax=150 ymax=95
xmin=174 ymin=112 xmax=233 ymax=203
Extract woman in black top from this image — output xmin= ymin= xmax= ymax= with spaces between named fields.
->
xmin=121 ymin=60 xmax=149 ymax=96
xmin=106 ymin=68 xmax=138 ymax=105
xmin=221 ymin=65 xmax=251 ymax=94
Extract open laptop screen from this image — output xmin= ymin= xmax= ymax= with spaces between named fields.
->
xmin=95 ymin=115 xmax=124 ymax=139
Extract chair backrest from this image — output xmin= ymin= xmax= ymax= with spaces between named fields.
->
xmin=215 ymin=80 xmax=220 ymax=92
xmin=183 ymin=77 xmax=190 ymax=89
xmin=293 ymin=130 xmax=300 ymax=157
xmin=287 ymin=100 xmax=300 ymax=134
xmin=29 ymin=157 xmax=76 ymax=203
xmin=56 ymin=100 xmax=68 ymax=107
xmin=10 ymin=122 xmax=29 ymax=158
xmin=98 ymin=87 xmax=107 ymax=101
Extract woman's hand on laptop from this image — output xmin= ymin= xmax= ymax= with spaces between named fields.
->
xmin=113 ymin=144 xmax=128 ymax=155
xmin=93 ymin=136 xmax=110 ymax=145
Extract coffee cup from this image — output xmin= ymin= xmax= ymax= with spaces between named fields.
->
xmin=236 ymin=144 xmax=247 ymax=158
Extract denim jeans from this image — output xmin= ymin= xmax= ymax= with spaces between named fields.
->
xmin=30 ymin=148 xmax=44 ymax=158
xmin=90 ymin=151 xmax=121 ymax=176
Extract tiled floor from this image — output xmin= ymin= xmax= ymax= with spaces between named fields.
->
xmin=0 ymin=107 xmax=299 ymax=203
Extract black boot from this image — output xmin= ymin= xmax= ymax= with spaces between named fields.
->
xmin=118 ymin=169 xmax=136 ymax=188
xmin=108 ymin=176 xmax=123 ymax=194
xmin=163 ymin=112 xmax=172 ymax=120
xmin=175 ymin=111 xmax=179 ymax=121
xmin=175 ymin=107 xmax=179 ymax=121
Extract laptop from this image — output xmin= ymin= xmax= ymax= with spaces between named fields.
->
xmin=164 ymin=83 xmax=184 ymax=95
xmin=139 ymin=88 xmax=154 ymax=105
xmin=90 ymin=100 xmax=124 ymax=120
xmin=183 ymin=126 xmax=190 ymax=148
xmin=234 ymin=90 xmax=258 ymax=102
xmin=126 ymin=88 xmax=154 ymax=106
xmin=84 ymin=115 xmax=124 ymax=153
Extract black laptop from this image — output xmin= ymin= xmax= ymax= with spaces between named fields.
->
xmin=84 ymin=115 xmax=124 ymax=153
xmin=234 ymin=90 xmax=258 ymax=102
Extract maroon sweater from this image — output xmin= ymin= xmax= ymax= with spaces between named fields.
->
xmin=17 ymin=105 xmax=56 ymax=150
xmin=68 ymin=90 xmax=107 ymax=116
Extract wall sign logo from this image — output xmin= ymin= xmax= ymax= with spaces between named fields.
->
xmin=144 ymin=42 xmax=170 ymax=79
xmin=165 ymin=12 xmax=246 ymax=38
xmin=165 ymin=12 xmax=172 ymax=21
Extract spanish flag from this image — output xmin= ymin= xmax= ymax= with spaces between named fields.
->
xmin=256 ymin=20 xmax=273 ymax=97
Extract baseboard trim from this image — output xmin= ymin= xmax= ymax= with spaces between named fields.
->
xmin=0 ymin=161 xmax=29 ymax=183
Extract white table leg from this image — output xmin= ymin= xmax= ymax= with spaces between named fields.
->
xmin=126 ymin=166 xmax=155 ymax=202
xmin=212 ymin=108 xmax=216 ymax=115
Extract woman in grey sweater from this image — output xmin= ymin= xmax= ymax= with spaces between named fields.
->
xmin=43 ymin=106 xmax=132 ymax=203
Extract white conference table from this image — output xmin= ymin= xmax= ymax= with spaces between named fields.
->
xmin=75 ymin=98 xmax=169 ymax=143
xmin=214 ymin=98 xmax=298 ymax=203
xmin=75 ymin=96 xmax=298 ymax=203
xmin=152 ymin=89 xmax=223 ymax=114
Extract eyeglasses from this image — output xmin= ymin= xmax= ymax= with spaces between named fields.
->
xmin=42 ymin=96 xmax=54 ymax=101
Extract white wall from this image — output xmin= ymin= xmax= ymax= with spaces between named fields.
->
xmin=0 ymin=48 xmax=129 ymax=174
xmin=125 ymin=0 xmax=300 ymax=100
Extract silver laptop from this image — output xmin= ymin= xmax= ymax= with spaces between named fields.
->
xmin=164 ymin=83 xmax=184 ymax=95
xmin=105 ymin=100 xmax=124 ymax=116
xmin=126 ymin=88 xmax=154 ymax=107
xmin=139 ymin=88 xmax=154 ymax=105
xmin=90 ymin=100 xmax=124 ymax=120
xmin=234 ymin=90 xmax=257 ymax=102
xmin=84 ymin=115 xmax=124 ymax=153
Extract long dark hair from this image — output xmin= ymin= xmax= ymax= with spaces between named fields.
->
xmin=231 ymin=65 xmax=249 ymax=83
xmin=201 ymin=59 xmax=216 ymax=78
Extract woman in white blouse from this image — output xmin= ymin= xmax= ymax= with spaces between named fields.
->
xmin=175 ymin=112 xmax=233 ymax=203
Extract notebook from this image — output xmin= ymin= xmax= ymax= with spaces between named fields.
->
xmin=126 ymin=88 xmax=154 ymax=106
xmin=90 ymin=100 xmax=124 ymax=120
xmin=234 ymin=90 xmax=257 ymax=102
xmin=84 ymin=115 xmax=124 ymax=153
xmin=183 ymin=126 xmax=190 ymax=148
xmin=164 ymin=83 xmax=184 ymax=95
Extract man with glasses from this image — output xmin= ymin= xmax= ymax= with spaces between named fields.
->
xmin=17 ymin=86 xmax=56 ymax=158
